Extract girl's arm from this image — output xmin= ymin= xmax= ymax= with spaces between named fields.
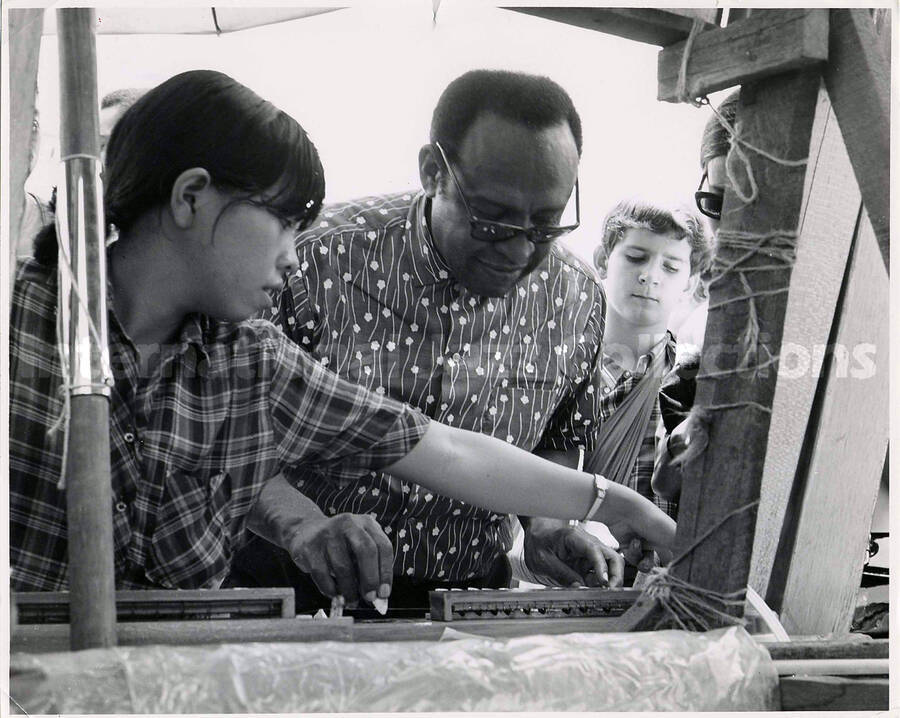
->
xmin=386 ymin=421 xmax=676 ymax=560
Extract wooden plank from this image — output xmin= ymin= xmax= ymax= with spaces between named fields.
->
xmin=823 ymin=9 xmax=890 ymax=272
xmin=622 ymin=71 xmax=822 ymax=632
xmin=763 ymin=638 xmax=887 ymax=661
xmin=657 ymin=9 xmax=828 ymax=102
xmin=775 ymin=658 xmax=888 ymax=676
xmin=505 ymin=7 xmax=718 ymax=46
xmin=13 ymin=588 xmax=295 ymax=621
xmin=778 ymin=675 xmax=889 ymax=711
xmin=11 ymin=615 xmax=630 ymax=653
xmin=11 ymin=617 xmax=355 ymax=654
xmin=748 ymin=85 xmax=860 ymax=598
xmin=770 ymin=212 xmax=889 ymax=635
xmin=8 ymin=9 xmax=44 ymax=281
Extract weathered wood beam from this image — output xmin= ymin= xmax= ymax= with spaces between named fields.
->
xmin=622 ymin=70 xmax=822 ymax=632
xmin=505 ymin=7 xmax=718 ymax=47
xmin=8 ymin=9 xmax=44 ymax=294
xmin=823 ymin=9 xmax=890 ymax=272
xmin=764 ymin=638 xmax=888 ymax=661
xmin=657 ymin=9 xmax=828 ymax=102
xmin=767 ymin=211 xmax=888 ymax=635
xmin=778 ymin=676 xmax=889 ymax=711
xmin=748 ymin=84 xmax=860 ymax=599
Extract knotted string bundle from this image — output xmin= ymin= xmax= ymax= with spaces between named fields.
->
xmin=639 ymin=500 xmax=760 ymax=631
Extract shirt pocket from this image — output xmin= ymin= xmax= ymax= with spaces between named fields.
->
xmin=145 ymin=469 xmax=232 ymax=589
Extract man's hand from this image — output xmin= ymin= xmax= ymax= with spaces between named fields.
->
xmin=665 ymin=412 xmax=709 ymax=467
xmin=285 ymin=513 xmax=393 ymax=605
xmin=605 ymin=510 xmax=674 ymax=567
xmin=522 ymin=517 xmax=624 ymax=588
xmin=620 ymin=536 xmax=659 ymax=573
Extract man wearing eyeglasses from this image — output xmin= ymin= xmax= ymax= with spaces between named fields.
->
xmin=230 ymin=69 xmax=623 ymax=610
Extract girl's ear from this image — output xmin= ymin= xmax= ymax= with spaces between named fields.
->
xmin=170 ymin=168 xmax=212 ymax=229
xmin=419 ymin=144 xmax=443 ymax=198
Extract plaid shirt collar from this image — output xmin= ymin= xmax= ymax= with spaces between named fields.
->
xmin=105 ymin=272 xmax=214 ymax=375
xmin=602 ymin=331 xmax=676 ymax=385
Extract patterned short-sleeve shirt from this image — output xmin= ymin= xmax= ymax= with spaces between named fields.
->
xmin=272 ymin=190 xmax=607 ymax=582
xmin=9 ymin=258 xmax=428 ymax=591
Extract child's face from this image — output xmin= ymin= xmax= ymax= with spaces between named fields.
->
xmin=603 ymin=227 xmax=695 ymax=331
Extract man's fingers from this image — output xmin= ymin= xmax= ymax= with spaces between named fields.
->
xmin=600 ymin=544 xmax=624 ymax=587
xmin=533 ymin=549 xmax=587 ymax=587
xmin=326 ymin=538 xmax=361 ymax=603
xmin=620 ymin=536 xmax=644 ymax=566
xmin=561 ymin=531 xmax=612 ymax=586
xmin=364 ymin=519 xmax=395 ymax=599
xmin=306 ymin=561 xmax=338 ymax=599
xmin=345 ymin=518 xmax=393 ymax=601
xmin=637 ymin=549 xmax=656 ymax=573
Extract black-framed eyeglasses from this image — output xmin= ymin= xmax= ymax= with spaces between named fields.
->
xmin=433 ymin=141 xmax=580 ymax=245
xmin=695 ymin=169 xmax=723 ymax=221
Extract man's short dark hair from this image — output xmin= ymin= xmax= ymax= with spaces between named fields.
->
xmin=430 ymin=69 xmax=583 ymax=160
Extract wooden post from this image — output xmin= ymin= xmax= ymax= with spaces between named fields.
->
xmin=669 ymin=70 xmax=821 ymax=618
xmin=765 ymin=211 xmax=888 ymax=634
xmin=8 ymin=9 xmax=44 ymax=297
xmin=822 ymin=9 xmax=890 ymax=272
xmin=748 ymin=84 xmax=861 ymax=598
xmin=622 ymin=70 xmax=822 ymax=632
xmin=57 ymin=7 xmax=117 ymax=650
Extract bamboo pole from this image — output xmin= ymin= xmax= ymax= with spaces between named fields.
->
xmin=56 ymin=7 xmax=117 ymax=650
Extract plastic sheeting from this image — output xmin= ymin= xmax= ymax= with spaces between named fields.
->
xmin=11 ymin=626 xmax=779 ymax=713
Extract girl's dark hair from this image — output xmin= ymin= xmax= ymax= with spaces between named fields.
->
xmin=36 ymin=70 xmax=325 ymax=264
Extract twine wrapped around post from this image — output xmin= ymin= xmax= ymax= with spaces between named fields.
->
xmin=639 ymin=500 xmax=761 ymax=631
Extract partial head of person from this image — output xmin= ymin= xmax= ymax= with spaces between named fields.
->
xmin=99 ymin=87 xmax=148 ymax=161
xmin=39 ymin=69 xmax=325 ymax=323
xmin=696 ymin=89 xmax=740 ymax=234
xmin=594 ymin=198 xmax=712 ymax=333
xmin=419 ymin=69 xmax=582 ymax=297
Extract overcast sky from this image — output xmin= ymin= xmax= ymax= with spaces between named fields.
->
xmin=31 ymin=4 xmax=725 ymax=264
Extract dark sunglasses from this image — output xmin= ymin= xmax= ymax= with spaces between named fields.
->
xmin=433 ymin=141 xmax=580 ymax=245
xmin=695 ymin=169 xmax=723 ymax=221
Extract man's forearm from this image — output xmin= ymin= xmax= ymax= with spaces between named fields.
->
xmin=246 ymin=472 xmax=328 ymax=550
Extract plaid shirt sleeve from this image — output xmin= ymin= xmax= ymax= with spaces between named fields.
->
xmin=264 ymin=327 xmax=430 ymax=474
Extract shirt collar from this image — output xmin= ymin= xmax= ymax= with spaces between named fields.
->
xmin=398 ymin=192 xmax=454 ymax=286
xmin=603 ymin=331 xmax=675 ymax=381
xmin=107 ymin=271 xmax=212 ymax=371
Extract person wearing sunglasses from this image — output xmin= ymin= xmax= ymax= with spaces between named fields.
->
xmin=228 ymin=69 xmax=656 ymax=609
xmin=696 ymin=90 xmax=740 ymax=233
